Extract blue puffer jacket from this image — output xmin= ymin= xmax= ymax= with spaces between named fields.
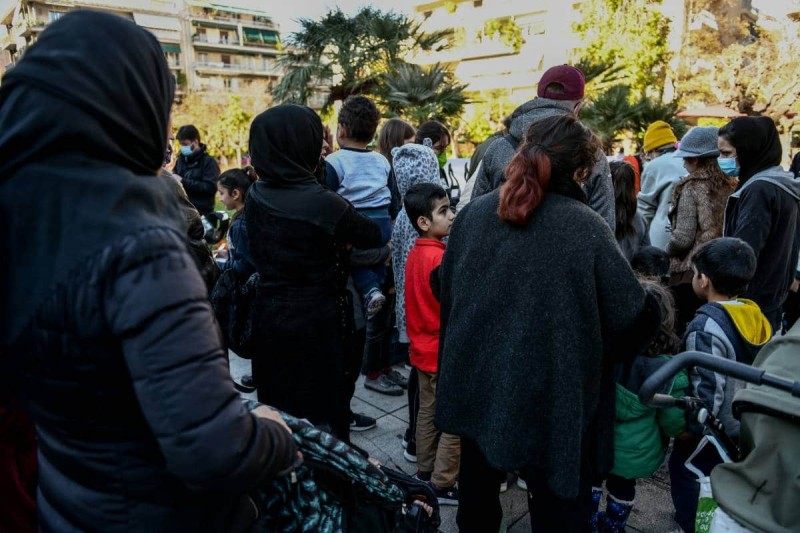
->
xmin=4 ymin=228 xmax=297 ymax=532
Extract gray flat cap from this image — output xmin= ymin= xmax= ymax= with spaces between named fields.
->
xmin=674 ymin=126 xmax=721 ymax=158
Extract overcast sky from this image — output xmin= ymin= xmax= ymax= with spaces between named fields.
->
xmin=229 ymin=0 xmax=412 ymax=36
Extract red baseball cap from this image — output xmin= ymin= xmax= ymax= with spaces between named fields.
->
xmin=537 ymin=65 xmax=585 ymax=100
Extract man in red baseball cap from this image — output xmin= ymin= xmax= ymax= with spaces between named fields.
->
xmin=467 ymin=64 xmax=614 ymax=231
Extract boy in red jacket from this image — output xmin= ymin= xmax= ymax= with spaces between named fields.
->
xmin=404 ymin=182 xmax=458 ymax=505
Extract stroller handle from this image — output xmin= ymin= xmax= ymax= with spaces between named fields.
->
xmin=638 ymin=351 xmax=800 ymax=405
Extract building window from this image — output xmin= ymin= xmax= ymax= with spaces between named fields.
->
xmin=220 ymin=30 xmax=229 ymax=43
xmin=198 ymin=52 xmax=208 ymax=64
xmin=473 ymin=0 xmax=483 ymax=6
xmin=49 ymin=11 xmax=64 ymax=22
xmin=221 ymin=54 xmax=231 ymax=66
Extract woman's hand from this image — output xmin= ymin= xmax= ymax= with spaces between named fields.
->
xmin=252 ymin=405 xmax=292 ymax=435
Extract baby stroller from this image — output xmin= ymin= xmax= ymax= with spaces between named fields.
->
xmin=639 ymin=328 xmax=800 ymax=533
xmin=240 ymin=402 xmax=441 ymax=533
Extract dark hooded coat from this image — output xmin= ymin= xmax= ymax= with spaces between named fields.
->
xmin=722 ymin=117 xmax=800 ymax=326
xmin=0 ymin=12 xmax=296 ymax=530
xmin=245 ymin=105 xmax=381 ymax=441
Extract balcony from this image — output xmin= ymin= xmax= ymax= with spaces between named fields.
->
xmin=194 ymin=60 xmax=279 ymax=76
xmin=17 ymin=20 xmax=46 ymax=37
xmin=190 ymin=13 xmax=277 ymax=31
xmin=1 ymin=34 xmax=16 ymax=51
xmin=192 ymin=35 xmax=279 ymax=54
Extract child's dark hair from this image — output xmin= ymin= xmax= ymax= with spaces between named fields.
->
xmin=177 ymin=124 xmax=200 ymax=142
xmin=404 ymin=182 xmax=448 ymax=235
xmin=338 ymin=95 xmax=381 ymax=143
xmin=378 ymin=118 xmax=415 ymax=165
xmin=639 ymin=277 xmax=680 ymax=356
xmin=218 ymin=167 xmax=257 ymax=214
xmin=692 ymin=237 xmax=757 ymax=297
xmin=631 ymin=246 xmax=670 ymax=281
xmin=610 ymin=160 xmax=637 ymax=240
xmin=415 ymin=120 xmax=450 ymax=147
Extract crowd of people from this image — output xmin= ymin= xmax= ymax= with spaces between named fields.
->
xmin=2 ymin=11 xmax=799 ymax=533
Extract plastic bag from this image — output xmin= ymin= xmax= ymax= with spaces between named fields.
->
xmin=685 ymin=436 xmax=732 ymax=533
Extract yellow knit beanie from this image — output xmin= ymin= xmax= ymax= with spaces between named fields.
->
xmin=643 ymin=121 xmax=677 ymax=153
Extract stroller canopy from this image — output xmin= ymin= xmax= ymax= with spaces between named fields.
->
xmin=711 ymin=322 xmax=800 ymax=532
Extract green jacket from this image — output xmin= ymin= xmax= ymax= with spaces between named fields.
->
xmin=611 ymin=355 xmax=689 ymax=479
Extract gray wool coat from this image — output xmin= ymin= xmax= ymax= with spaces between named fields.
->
xmin=470 ymin=98 xmax=616 ymax=232
xmin=436 ymin=187 xmax=658 ymax=499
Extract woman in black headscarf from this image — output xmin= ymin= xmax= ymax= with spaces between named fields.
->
xmin=0 ymin=12 xmax=297 ymax=530
xmin=719 ymin=117 xmax=800 ymax=329
xmin=246 ymin=104 xmax=382 ymax=441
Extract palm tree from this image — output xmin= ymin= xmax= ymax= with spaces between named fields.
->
xmin=377 ymin=63 xmax=470 ymax=125
xmin=581 ymin=85 xmax=645 ymax=151
xmin=272 ymin=7 xmax=452 ymax=109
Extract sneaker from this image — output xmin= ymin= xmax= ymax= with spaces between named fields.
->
xmin=385 ymin=369 xmax=409 ymax=389
xmin=364 ymin=288 xmax=386 ymax=320
xmin=430 ymin=482 xmax=459 ymax=506
xmin=516 ymin=477 xmax=527 ymax=491
xmin=350 ymin=412 xmax=377 ymax=432
xmin=364 ymin=374 xmax=404 ymax=396
xmin=414 ymin=470 xmax=432 ymax=482
xmin=500 ymin=473 xmax=513 ymax=493
xmin=403 ymin=440 xmax=417 ymax=462
xmin=233 ymin=375 xmax=256 ymax=393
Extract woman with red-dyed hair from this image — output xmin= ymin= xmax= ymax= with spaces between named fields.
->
xmin=434 ymin=114 xmax=661 ymax=532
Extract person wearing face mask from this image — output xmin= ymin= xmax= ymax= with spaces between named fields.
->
xmin=666 ymin=126 xmax=738 ymax=334
xmin=636 ymin=121 xmax=686 ymax=250
xmin=415 ymin=120 xmax=460 ymax=208
xmin=719 ymin=116 xmax=800 ymax=331
xmin=174 ymin=124 xmax=221 ymax=215
xmin=470 ymin=64 xmax=615 ymax=232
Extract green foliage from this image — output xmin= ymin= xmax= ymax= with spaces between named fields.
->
xmin=572 ymin=57 xmax=626 ymax=98
xmin=628 ymin=97 xmax=688 ymax=148
xmin=173 ymin=85 xmax=270 ymax=167
xmin=581 ymin=85 xmax=645 ymax=149
xmin=377 ymin=63 xmax=470 ymax=125
xmin=582 ymin=85 xmax=687 ymax=151
xmin=573 ymin=0 xmax=671 ymax=98
xmin=482 ymin=17 xmax=525 ymax=53
xmin=272 ymin=7 xmax=453 ymax=109
xmin=460 ymin=90 xmax=514 ymax=144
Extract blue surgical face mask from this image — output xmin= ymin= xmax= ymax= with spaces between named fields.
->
xmin=180 ymin=145 xmax=193 ymax=157
xmin=718 ymin=157 xmax=739 ymax=177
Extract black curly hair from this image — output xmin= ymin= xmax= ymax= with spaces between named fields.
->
xmin=338 ymin=95 xmax=381 ymax=143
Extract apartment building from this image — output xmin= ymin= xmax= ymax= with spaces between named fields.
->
xmin=0 ymin=0 xmax=282 ymax=94
xmin=411 ymin=0 xmax=584 ymax=102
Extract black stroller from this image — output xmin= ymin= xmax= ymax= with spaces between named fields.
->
xmin=238 ymin=403 xmax=441 ymax=533
xmin=639 ymin=327 xmax=800 ymax=532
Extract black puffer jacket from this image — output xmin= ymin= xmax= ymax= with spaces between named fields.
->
xmin=0 ymin=13 xmax=295 ymax=531
xmin=175 ymin=143 xmax=220 ymax=215
xmin=8 ymin=228 xmax=297 ymax=531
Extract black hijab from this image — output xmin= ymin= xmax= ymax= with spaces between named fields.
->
xmin=0 ymin=11 xmax=181 ymax=345
xmin=721 ymin=116 xmax=782 ymax=187
xmin=247 ymin=105 xmax=349 ymax=233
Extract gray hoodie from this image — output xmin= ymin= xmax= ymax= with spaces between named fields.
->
xmin=470 ymin=98 xmax=615 ymax=231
